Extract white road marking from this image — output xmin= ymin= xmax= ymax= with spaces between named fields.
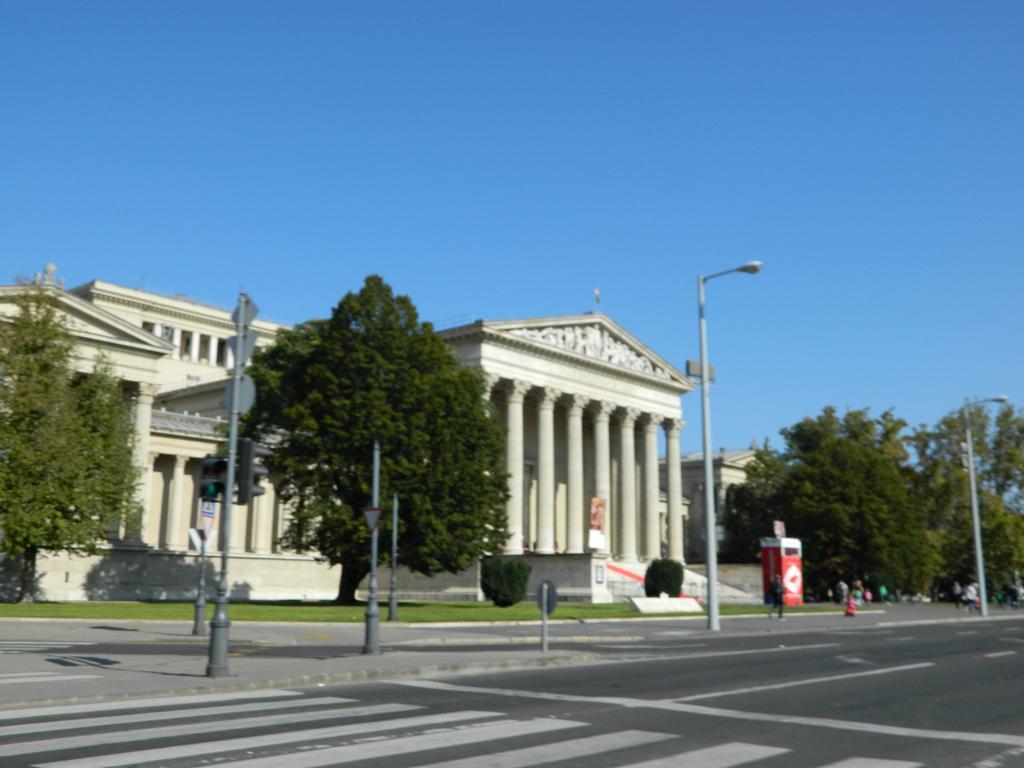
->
xmin=623 ymin=642 xmax=841 ymax=663
xmin=0 ymin=673 xmax=100 ymax=685
xmin=819 ymin=760 xmax=921 ymax=767
xmin=957 ymin=631 xmax=979 ymax=636
xmin=0 ymin=641 xmax=94 ymax=646
xmin=614 ymin=742 xmax=789 ymax=767
xmin=36 ymin=709 xmax=501 ymax=768
xmin=984 ymin=651 xmax=1016 ymax=658
xmin=0 ymin=689 xmax=302 ymax=721
xmin=417 ymin=729 xmax=675 ymax=768
xmin=886 ymin=636 xmax=915 ymax=642
xmin=675 ymin=663 xmax=934 ymax=702
xmin=1001 ymin=638 xmax=1024 ymax=644
xmin=6 ymin=702 xmax=417 ymax=756
xmin=210 ymin=717 xmax=584 ymax=767
xmin=0 ymin=695 xmax=353 ymax=738
xmin=393 ymin=680 xmax=1024 ymax=748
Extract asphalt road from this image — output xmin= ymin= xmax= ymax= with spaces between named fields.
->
xmin=1 ymin=615 xmax=1023 ymax=767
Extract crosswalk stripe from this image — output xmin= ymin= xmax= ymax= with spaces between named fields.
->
xmin=604 ymin=742 xmax=789 ymax=767
xmin=0 ymin=695 xmax=353 ymax=738
xmin=418 ymin=729 xmax=677 ymax=768
xmin=6 ymin=702 xmax=418 ymax=757
xmin=0 ymin=689 xmax=302 ymax=722
xmin=0 ymin=641 xmax=94 ymax=646
xmin=0 ymin=674 xmax=101 ymax=685
xmin=0 ymin=672 xmax=65 ymax=679
xmin=817 ymin=760 xmax=922 ymax=767
xmin=36 ymin=709 xmax=502 ymax=768
xmin=200 ymin=717 xmax=585 ymax=767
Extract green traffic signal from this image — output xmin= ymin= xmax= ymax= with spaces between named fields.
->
xmin=199 ymin=455 xmax=228 ymax=501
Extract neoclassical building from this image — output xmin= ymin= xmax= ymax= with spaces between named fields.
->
xmin=1 ymin=267 xmax=697 ymax=602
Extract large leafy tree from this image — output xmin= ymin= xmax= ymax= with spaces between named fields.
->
xmin=726 ymin=407 xmax=935 ymax=595
xmin=910 ymin=404 xmax=1024 ymax=591
xmin=245 ymin=275 xmax=509 ymax=604
xmin=0 ymin=288 xmax=139 ymax=601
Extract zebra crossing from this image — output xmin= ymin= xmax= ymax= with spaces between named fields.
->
xmin=0 ymin=688 xmax=924 ymax=768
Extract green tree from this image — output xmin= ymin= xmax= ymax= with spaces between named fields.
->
xmin=245 ymin=276 xmax=509 ymax=604
xmin=0 ymin=288 xmax=140 ymax=601
xmin=726 ymin=407 xmax=936 ymax=596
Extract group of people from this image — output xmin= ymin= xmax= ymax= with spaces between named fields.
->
xmin=949 ymin=581 xmax=1023 ymax=611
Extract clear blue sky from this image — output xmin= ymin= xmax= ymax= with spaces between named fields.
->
xmin=2 ymin=2 xmax=1021 ymax=456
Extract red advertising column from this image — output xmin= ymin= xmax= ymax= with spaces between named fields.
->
xmin=760 ymin=537 xmax=803 ymax=606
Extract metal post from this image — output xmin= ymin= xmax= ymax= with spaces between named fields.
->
xmin=363 ymin=440 xmax=381 ymax=654
xmin=698 ymin=275 xmax=720 ymax=632
xmin=965 ymin=420 xmax=989 ymax=617
xmin=388 ymin=493 xmax=398 ymax=621
xmin=192 ymin=531 xmax=207 ymax=636
xmin=541 ymin=582 xmax=549 ymax=653
xmin=207 ymin=293 xmax=248 ymax=676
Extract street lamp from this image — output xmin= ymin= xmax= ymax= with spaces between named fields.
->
xmin=962 ymin=395 xmax=1008 ymax=618
xmin=698 ymin=260 xmax=762 ymax=632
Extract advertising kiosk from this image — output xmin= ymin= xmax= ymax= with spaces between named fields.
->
xmin=760 ymin=537 xmax=803 ymax=606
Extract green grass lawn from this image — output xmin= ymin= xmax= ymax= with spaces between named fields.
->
xmin=0 ymin=600 xmax=844 ymax=623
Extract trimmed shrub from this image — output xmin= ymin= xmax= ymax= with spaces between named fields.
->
xmin=481 ymin=558 xmax=531 ymax=607
xmin=644 ymin=558 xmax=683 ymax=597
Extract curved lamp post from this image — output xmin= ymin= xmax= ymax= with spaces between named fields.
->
xmin=698 ymin=260 xmax=762 ymax=632
xmin=962 ymin=395 xmax=1008 ymax=617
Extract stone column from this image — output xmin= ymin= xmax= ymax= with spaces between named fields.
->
xmin=535 ymin=387 xmax=560 ymax=555
xmin=165 ymin=455 xmax=189 ymax=550
xmin=132 ymin=383 xmax=158 ymax=545
xmin=618 ymin=408 xmax=640 ymax=560
xmin=503 ymin=380 xmax=531 ymax=555
xmin=666 ymin=418 xmax=685 ymax=562
xmin=592 ymin=401 xmax=614 ymax=555
xmin=171 ymin=327 xmax=182 ymax=360
xmin=642 ymin=414 xmax=661 ymax=561
xmin=565 ymin=394 xmax=588 ymax=554
xmin=189 ymin=333 xmax=200 ymax=362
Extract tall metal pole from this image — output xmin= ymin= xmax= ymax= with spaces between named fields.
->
xmin=698 ymin=275 xmax=720 ymax=632
xmin=388 ymin=493 xmax=398 ymax=621
xmin=192 ymin=531 xmax=207 ymax=636
xmin=363 ymin=440 xmax=381 ymax=654
xmin=965 ymin=418 xmax=989 ymax=617
xmin=207 ymin=293 xmax=248 ymax=676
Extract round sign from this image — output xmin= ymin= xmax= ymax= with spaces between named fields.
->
xmin=536 ymin=580 xmax=557 ymax=615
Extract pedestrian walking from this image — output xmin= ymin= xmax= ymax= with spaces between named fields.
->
xmin=835 ymin=579 xmax=849 ymax=606
xmin=770 ymin=574 xmax=785 ymax=620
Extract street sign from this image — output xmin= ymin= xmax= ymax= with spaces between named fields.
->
xmin=200 ymin=500 xmax=216 ymax=534
xmin=188 ymin=528 xmax=207 ymax=553
xmin=228 ymin=331 xmax=260 ymax=366
xmin=232 ymin=294 xmax=259 ymax=328
xmin=363 ymin=507 xmax=382 ymax=531
xmin=224 ymin=375 xmax=256 ymax=415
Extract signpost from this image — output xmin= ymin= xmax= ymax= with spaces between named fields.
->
xmin=190 ymin=516 xmax=213 ymax=637
xmin=537 ymin=580 xmax=557 ymax=653
xmin=362 ymin=440 xmax=382 ymax=655
xmin=388 ymin=493 xmax=398 ymax=622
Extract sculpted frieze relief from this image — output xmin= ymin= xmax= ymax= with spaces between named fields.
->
xmin=508 ymin=325 xmax=671 ymax=380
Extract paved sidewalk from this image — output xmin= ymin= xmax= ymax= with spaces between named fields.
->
xmin=1 ymin=604 xmax=1017 ymax=710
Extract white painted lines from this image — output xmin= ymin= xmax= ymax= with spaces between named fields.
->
xmin=984 ymin=651 xmax=1016 ymax=658
xmin=0 ymin=687 xmax=957 ymax=768
xmin=675 ymin=663 xmax=935 ymax=702
xmin=394 ymin=680 xmax=1024 ymax=748
xmin=612 ymin=742 xmax=790 ymax=767
xmin=417 ymin=730 xmax=676 ymax=768
xmin=0 ymin=671 xmax=100 ymax=686
xmin=957 ymin=630 xmax=979 ymax=636
xmin=0 ymin=641 xmax=95 ymax=654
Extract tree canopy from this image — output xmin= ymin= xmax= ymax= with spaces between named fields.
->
xmin=726 ymin=403 xmax=1024 ymax=598
xmin=244 ymin=275 xmax=509 ymax=604
xmin=0 ymin=288 xmax=139 ymax=601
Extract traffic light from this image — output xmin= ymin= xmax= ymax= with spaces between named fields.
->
xmin=237 ymin=438 xmax=271 ymax=505
xmin=199 ymin=456 xmax=228 ymax=501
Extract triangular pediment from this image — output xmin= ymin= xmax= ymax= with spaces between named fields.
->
xmin=0 ymin=285 xmax=172 ymax=359
xmin=480 ymin=313 xmax=691 ymax=388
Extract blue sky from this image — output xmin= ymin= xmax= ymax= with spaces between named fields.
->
xmin=2 ymin=2 xmax=1021 ymax=455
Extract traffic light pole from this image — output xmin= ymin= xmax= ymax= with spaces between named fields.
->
xmin=207 ymin=293 xmax=252 ymax=677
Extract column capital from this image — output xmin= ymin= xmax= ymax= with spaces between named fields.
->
xmin=590 ymin=400 xmax=616 ymax=420
xmin=566 ymin=393 xmax=589 ymax=416
xmin=619 ymin=407 xmax=641 ymax=428
xmin=503 ymin=379 xmax=532 ymax=403
xmin=665 ymin=417 xmax=685 ymax=436
xmin=136 ymin=382 xmax=159 ymax=401
xmin=641 ymin=413 xmax=662 ymax=433
xmin=481 ymin=370 xmax=501 ymax=395
xmin=536 ymin=386 xmax=561 ymax=409
xmin=173 ymin=454 xmax=188 ymax=469
xmin=148 ymin=451 xmax=160 ymax=465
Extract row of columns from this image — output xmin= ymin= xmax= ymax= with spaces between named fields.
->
xmin=496 ymin=377 xmax=685 ymax=562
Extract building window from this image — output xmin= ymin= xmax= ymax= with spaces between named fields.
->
xmin=161 ymin=324 xmax=176 ymax=344
xmin=142 ymin=321 xmax=155 ymax=335
xmin=180 ymin=330 xmax=193 ymax=359
xmin=215 ymin=338 xmax=227 ymax=367
xmin=198 ymin=335 xmax=211 ymax=364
